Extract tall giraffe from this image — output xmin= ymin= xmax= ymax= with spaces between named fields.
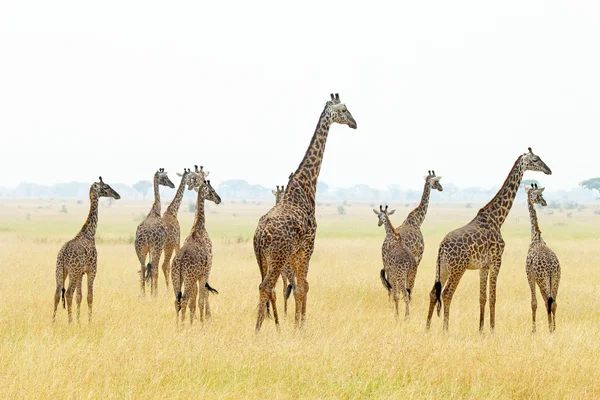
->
xmin=382 ymin=170 xmax=443 ymax=298
xmin=135 ymin=168 xmax=175 ymax=296
xmin=525 ymin=183 xmax=560 ymax=333
xmin=426 ymin=148 xmax=552 ymax=332
xmin=373 ymin=205 xmax=417 ymax=320
xmin=254 ymin=93 xmax=357 ymax=331
xmin=53 ymin=177 xmax=120 ymax=323
xmin=161 ymin=167 xmax=201 ymax=288
xmin=171 ymin=172 xmax=221 ymax=324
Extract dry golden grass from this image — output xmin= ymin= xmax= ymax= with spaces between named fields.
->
xmin=0 ymin=199 xmax=599 ymax=399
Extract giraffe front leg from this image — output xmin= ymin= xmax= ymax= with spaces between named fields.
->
xmin=488 ymin=264 xmax=502 ymax=333
xmin=87 ymin=269 xmax=96 ymax=324
xmin=162 ymin=245 xmax=174 ymax=289
xmin=479 ymin=268 xmax=489 ymax=333
xmin=76 ymin=279 xmax=83 ymax=324
xmin=65 ymin=277 xmax=77 ymax=324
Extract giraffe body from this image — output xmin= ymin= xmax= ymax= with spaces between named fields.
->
xmin=254 ymin=93 xmax=357 ymax=332
xmin=375 ymin=206 xmax=418 ymax=319
xmin=524 ymin=184 xmax=560 ymax=333
xmin=426 ymin=149 xmax=552 ymax=332
xmin=135 ymin=169 xmax=175 ymax=296
xmin=171 ymin=175 xmax=221 ymax=325
xmin=53 ymin=178 xmax=120 ymax=324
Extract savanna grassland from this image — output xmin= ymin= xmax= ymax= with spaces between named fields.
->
xmin=0 ymin=198 xmax=599 ymax=399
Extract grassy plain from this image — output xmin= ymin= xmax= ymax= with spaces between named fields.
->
xmin=0 ymin=198 xmax=598 ymax=399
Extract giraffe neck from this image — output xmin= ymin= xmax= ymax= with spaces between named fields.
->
xmin=527 ymin=194 xmax=542 ymax=241
xmin=79 ymin=189 xmax=99 ymax=239
xmin=404 ymin=179 xmax=432 ymax=227
xmin=149 ymin=174 xmax=161 ymax=217
xmin=477 ymin=155 xmax=525 ymax=228
xmin=283 ymin=106 xmax=333 ymax=211
xmin=191 ymin=189 xmax=206 ymax=235
xmin=165 ymin=174 xmax=186 ymax=216
xmin=383 ymin=214 xmax=401 ymax=240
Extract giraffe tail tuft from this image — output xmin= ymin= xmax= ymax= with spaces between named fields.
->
xmin=205 ymin=282 xmax=219 ymax=295
xmin=285 ymin=284 xmax=293 ymax=300
xmin=547 ymin=297 xmax=553 ymax=315
xmin=145 ymin=263 xmax=152 ymax=282
xmin=380 ymin=269 xmax=392 ymax=292
xmin=435 ymin=281 xmax=442 ymax=317
xmin=176 ymin=291 xmax=182 ymax=311
xmin=61 ymin=288 xmax=66 ymax=309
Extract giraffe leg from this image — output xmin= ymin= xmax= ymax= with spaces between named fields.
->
xmin=76 ymin=279 xmax=83 ymax=324
xmin=527 ymin=272 xmax=537 ymax=333
xmin=270 ymin=290 xmax=279 ymax=328
xmin=488 ymin=266 xmax=501 ymax=333
xmin=392 ymin=287 xmax=400 ymax=320
xmin=281 ymin=272 xmax=289 ymax=316
xmin=188 ymin=281 xmax=198 ymax=325
xmin=442 ymin=269 xmax=466 ymax=332
xmin=136 ymin=243 xmax=148 ymax=296
xmin=256 ymin=258 xmax=284 ymax=332
xmin=53 ymin=265 xmax=67 ymax=323
xmin=426 ymin=265 xmax=448 ymax=330
xmin=162 ymin=245 xmax=174 ymax=289
xmin=149 ymin=247 xmax=162 ymax=297
xmin=87 ymin=270 xmax=96 ymax=324
xmin=197 ymin=281 xmax=206 ymax=322
xmin=479 ymin=268 xmax=489 ymax=333
xmin=65 ymin=276 xmax=78 ymax=324
xmin=401 ymin=278 xmax=410 ymax=320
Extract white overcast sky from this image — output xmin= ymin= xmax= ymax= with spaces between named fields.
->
xmin=0 ymin=1 xmax=598 ymax=190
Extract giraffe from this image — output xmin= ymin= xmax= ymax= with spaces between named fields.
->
xmin=373 ymin=205 xmax=418 ymax=320
xmin=426 ymin=148 xmax=552 ymax=332
xmin=171 ymin=172 xmax=221 ymax=324
xmin=525 ymin=183 xmax=560 ymax=333
xmin=161 ymin=167 xmax=203 ymax=288
xmin=383 ymin=170 xmax=443 ymax=300
xmin=254 ymin=93 xmax=357 ymax=331
xmin=135 ymin=168 xmax=175 ymax=296
xmin=255 ymin=184 xmax=296 ymax=317
xmin=53 ymin=177 xmax=120 ymax=324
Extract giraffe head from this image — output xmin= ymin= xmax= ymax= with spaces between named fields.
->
xmin=176 ymin=168 xmax=195 ymax=187
xmin=522 ymin=148 xmax=552 ymax=175
xmin=525 ymin=183 xmax=547 ymax=206
xmin=272 ymin=185 xmax=285 ymax=204
xmin=372 ymin=204 xmax=395 ymax=227
xmin=156 ymin=168 xmax=175 ymax=188
xmin=92 ymin=176 xmax=121 ymax=199
xmin=195 ymin=179 xmax=222 ymax=204
xmin=425 ymin=170 xmax=443 ymax=192
xmin=327 ymin=93 xmax=357 ymax=129
xmin=187 ymin=165 xmax=209 ymax=191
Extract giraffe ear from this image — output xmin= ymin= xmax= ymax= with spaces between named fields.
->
xmin=388 ymin=209 xmax=396 ymax=215
xmin=373 ymin=209 xmax=379 ymax=215
xmin=272 ymin=190 xmax=277 ymax=195
xmin=176 ymin=172 xmax=183 ymax=177
xmin=539 ymin=187 xmax=545 ymax=192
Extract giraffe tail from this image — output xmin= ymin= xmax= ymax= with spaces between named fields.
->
xmin=176 ymin=291 xmax=182 ymax=311
xmin=205 ymin=282 xmax=219 ymax=295
xmin=547 ymin=297 xmax=553 ymax=315
xmin=285 ymin=284 xmax=293 ymax=300
xmin=380 ymin=269 xmax=392 ymax=292
xmin=435 ymin=249 xmax=442 ymax=317
xmin=61 ymin=288 xmax=66 ymax=309
xmin=145 ymin=262 xmax=152 ymax=282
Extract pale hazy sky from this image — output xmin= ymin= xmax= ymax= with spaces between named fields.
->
xmin=0 ymin=1 xmax=598 ymax=190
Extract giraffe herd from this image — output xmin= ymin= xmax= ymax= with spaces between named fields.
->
xmin=52 ymin=93 xmax=561 ymax=334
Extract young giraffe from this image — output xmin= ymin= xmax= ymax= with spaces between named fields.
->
xmin=53 ymin=177 xmax=120 ymax=323
xmin=426 ymin=148 xmax=552 ymax=332
xmin=135 ymin=168 xmax=175 ymax=296
xmin=161 ymin=167 xmax=203 ymax=288
xmin=525 ymin=183 xmax=560 ymax=333
xmin=254 ymin=93 xmax=357 ymax=331
xmin=382 ymin=170 xmax=443 ymax=299
xmin=171 ymin=172 xmax=222 ymax=324
xmin=374 ymin=205 xmax=418 ymax=320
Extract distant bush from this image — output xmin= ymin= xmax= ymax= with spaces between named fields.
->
xmin=594 ymin=209 xmax=600 ymax=215
xmin=60 ymin=205 xmax=68 ymax=213
xmin=77 ymin=200 xmax=83 ymax=205
xmin=188 ymin=202 xmax=196 ymax=213
xmin=564 ymin=201 xmax=579 ymax=210
xmin=337 ymin=205 xmax=346 ymax=215
xmin=548 ymin=200 xmax=561 ymax=210
xmin=465 ymin=203 xmax=472 ymax=208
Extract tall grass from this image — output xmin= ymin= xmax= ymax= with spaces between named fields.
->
xmin=0 ymin=200 xmax=598 ymax=398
